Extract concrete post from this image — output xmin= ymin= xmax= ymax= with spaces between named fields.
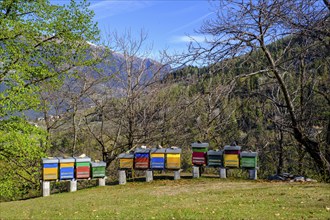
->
xmin=42 ymin=181 xmax=50 ymax=197
xmin=119 ymin=170 xmax=126 ymax=185
xmin=220 ymin=168 xmax=226 ymax=178
xmin=192 ymin=166 xmax=200 ymax=178
xmin=174 ymin=170 xmax=181 ymax=180
xmin=146 ymin=170 xmax=153 ymax=182
xmin=249 ymin=169 xmax=257 ymax=180
xmin=98 ymin=178 xmax=106 ymax=186
xmin=69 ymin=180 xmax=77 ymax=192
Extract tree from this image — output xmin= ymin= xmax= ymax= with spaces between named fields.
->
xmin=191 ymin=0 xmax=330 ymax=179
xmin=84 ymin=30 xmax=170 ymax=166
xmin=0 ymin=0 xmax=99 ymax=200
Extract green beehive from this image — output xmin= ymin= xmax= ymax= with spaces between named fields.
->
xmin=91 ymin=161 xmax=106 ymax=178
xmin=240 ymin=151 xmax=258 ymax=168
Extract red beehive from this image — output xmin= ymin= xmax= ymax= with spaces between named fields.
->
xmin=192 ymin=152 xmax=206 ymax=165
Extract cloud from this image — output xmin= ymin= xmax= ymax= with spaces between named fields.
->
xmin=168 ymin=11 xmax=214 ymax=34
xmin=171 ymin=35 xmax=209 ymax=44
xmin=89 ymin=0 xmax=154 ymax=20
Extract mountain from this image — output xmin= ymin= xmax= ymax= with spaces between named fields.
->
xmin=22 ymin=42 xmax=170 ymax=119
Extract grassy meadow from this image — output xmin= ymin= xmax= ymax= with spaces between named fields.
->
xmin=1 ymin=175 xmax=329 ymax=219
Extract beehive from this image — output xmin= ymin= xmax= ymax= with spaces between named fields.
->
xmin=191 ymin=143 xmax=209 ymax=166
xmin=118 ymin=152 xmax=134 ymax=169
xmin=207 ymin=150 xmax=223 ymax=167
xmin=150 ymin=148 xmax=166 ymax=169
xmin=58 ymin=157 xmax=75 ymax=180
xmin=91 ymin=161 xmax=106 ymax=178
xmin=74 ymin=156 xmax=91 ymax=179
xmin=165 ymin=148 xmax=182 ymax=170
xmin=41 ymin=157 xmax=59 ymax=181
xmin=240 ymin=151 xmax=258 ymax=168
xmin=223 ymin=145 xmax=241 ymax=168
xmin=134 ymin=148 xmax=150 ymax=169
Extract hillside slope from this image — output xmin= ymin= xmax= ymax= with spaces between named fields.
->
xmin=1 ymin=177 xmax=329 ymax=219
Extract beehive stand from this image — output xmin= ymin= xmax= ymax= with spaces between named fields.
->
xmin=42 ymin=181 xmax=50 ymax=197
xmin=249 ymin=169 xmax=257 ymax=180
xmin=118 ymin=170 xmax=127 ymax=185
xmin=146 ymin=170 xmax=153 ymax=182
xmin=220 ymin=168 xmax=227 ymax=178
xmin=192 ymin=166 xmax=200 ymax=178
xmin=98 ymin=178 xmax=106 ymax=186
xmin=69 ymin=180 xmax=77 ymax=192
xmin=174 ymin=170 xmax=181 ymax=180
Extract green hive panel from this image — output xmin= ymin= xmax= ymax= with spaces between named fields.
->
xmin=192 ymin=147 xmax=208 ymax=153
xmin=240 ymin=157 xmax=257 ymax=168
xmin=76 ymin=162 xmax=90 ymax=167
xmin=92 ymin=167 xmax=106 ymax=178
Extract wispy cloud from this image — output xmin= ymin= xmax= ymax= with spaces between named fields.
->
xmin=168 ymin=11 xmax=214 ymax=34
xmin=89 ymin=0 xmax=154 ymax=20
xmin=171 ymin=35 xmax=206 ymax=43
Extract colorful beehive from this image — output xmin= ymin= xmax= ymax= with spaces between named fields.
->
xmin=58 ymin=157 xmax=75 ymax=180
xmin=165 ymin=147 xmax=182 ymax=170
xmin=41 ymin=157 xmax=59 ymax=181
xmin=74 ymin=156 xmax=91 ymax=179
xmin=207 ymin=150 xmax=223 ymax=167
xmin=223 ymin=145 xmax=241 ymax=168
xmin=91 ymin=161 xmax=106 ymax=178
xmin=118 ymin=152 xmax=134 ymax=169
xmin=240 ymin=151 xmax=258 ymax=168
xmin=150 ymin=148 xmax=166 ymax=169
xmin=191 ymin=143 xmax=209 ymax=166
xmin=134 ymin=148 xmax=150 ymax=169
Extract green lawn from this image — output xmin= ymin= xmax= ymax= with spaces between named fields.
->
xmin=1 ymin=175 xmax=329 ymax=219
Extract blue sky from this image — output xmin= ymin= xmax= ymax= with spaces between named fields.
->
xmin=53 ymin=1 xmax=215 ymax=58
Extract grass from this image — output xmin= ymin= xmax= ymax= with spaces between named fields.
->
xmin=1 ymin=174 xmax=329 ymax=219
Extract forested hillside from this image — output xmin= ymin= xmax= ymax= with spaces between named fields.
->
xmin=1 ymin=0 xmax=329 ymax=201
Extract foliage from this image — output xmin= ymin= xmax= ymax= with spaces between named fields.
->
xmin=0 ymin=0 xmax=99 ymax=117
xmin=0 ymin=117 xmax=47 ymax=201
xmin=0 ymin=0 xmax=99 ymax=200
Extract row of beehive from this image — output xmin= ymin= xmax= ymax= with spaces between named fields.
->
xmin=118 ymin=147 xmax=181 ymax=170
xmin=191 ymin=143 xmax=258 ymax=168
xmin=41 ymin=156 xmax=106 ymax=181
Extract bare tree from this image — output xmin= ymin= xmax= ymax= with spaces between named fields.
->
xmin=84 ymin=30 xmax=170 ymax=166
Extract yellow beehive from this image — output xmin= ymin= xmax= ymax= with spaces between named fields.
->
xmin=166 ymin=148 xmax=181 ymax=169
xmin=224 ymin=154 xmax=239 ymax=167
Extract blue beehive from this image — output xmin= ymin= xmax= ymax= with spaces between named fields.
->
xmin=57 ymin=157 xmax=75 ymax=180
xmin=150 ymin=148 xmax=166 ymax=169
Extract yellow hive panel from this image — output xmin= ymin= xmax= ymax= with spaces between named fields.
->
xmin=167 ymin=158 xmax=180 ymax=162
xmin=224 ymin=154 xmax=239 ymax=160
xmin=167 ymin=154 xmax=180 ymax=158
xmin=43 ymin=168 xmax=58 ymax=174
xmin=60 ymin=163 xmax=74 ymax=168
xmin=224 ymin=154 xmax=239 ymax=167
xmin=150 ymin=153 xmax=165 ymax=158
xmin=43 ymin=168 xmax=58 ymax=180
xmin=120 ymin=159 xmax=133 ymax=168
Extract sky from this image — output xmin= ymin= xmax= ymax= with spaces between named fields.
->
xmin=52 ymin=0 xmax=215 ymax=59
